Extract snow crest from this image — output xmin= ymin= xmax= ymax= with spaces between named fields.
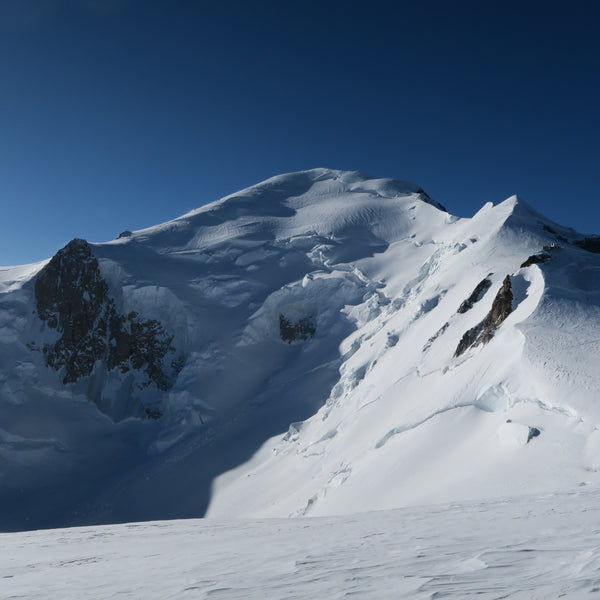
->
xmin=0 ymin=168 xmax=598 ymax=530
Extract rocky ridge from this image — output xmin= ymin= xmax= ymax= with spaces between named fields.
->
xmin=454 ymin=275 xmax=514 ymax=357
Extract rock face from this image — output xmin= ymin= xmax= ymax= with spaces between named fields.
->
xmin=457 ymin=277 xmax=492 ymax=314
xmin=279 ymin=314 xmax=316 ymax=344
xmin=573 ymin=236 xmax=600 ymax=254
xmin=520 ymin=253 xmax=551 ymax=268
xmin=35 ymin=239 xmax=181 ymax=393
xmin=455 ymin=276 xmax=513 ymax=357
xmin=527 ymin=426 xmax=541 ymax=443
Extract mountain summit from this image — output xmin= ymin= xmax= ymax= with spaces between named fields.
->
xmin=1 ymin=169 xmax=599 ymax=530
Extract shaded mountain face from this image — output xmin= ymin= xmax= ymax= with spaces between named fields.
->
xmin=0 ymin=168 xmax=599 ymax=531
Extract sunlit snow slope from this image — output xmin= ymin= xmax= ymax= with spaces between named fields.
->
xmin=0 ymin=168 xmax=598 ymax=530
xmin=4 ymin=489 xmax=600 ymax=599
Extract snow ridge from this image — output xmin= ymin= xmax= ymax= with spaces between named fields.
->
xmin=0 ymin=168 xmax=599 ymax=530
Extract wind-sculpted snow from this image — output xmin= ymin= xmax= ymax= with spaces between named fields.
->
xmin=0 ymin=168 xmax=599 ymax=530
xmin=3 ymin=489 xmax=600 ymax=599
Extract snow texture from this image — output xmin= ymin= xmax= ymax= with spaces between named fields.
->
xmin=0 ymin=169 xmax=599 ymax=533
xmin=3 ymin=489 xmax=600 ymax=598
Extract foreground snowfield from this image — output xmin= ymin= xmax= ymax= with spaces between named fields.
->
xmin=3 ymin=489 xmax=600 ymax=599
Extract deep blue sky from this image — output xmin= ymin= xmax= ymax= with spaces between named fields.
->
xmin=1 ymin=0 xmax=599 ymax=265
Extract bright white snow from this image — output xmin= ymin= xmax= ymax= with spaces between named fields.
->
xmin=0 ymin=168 xmax=599 ymax=531
xmin=3 ymin=489 xmax=600 ymax=598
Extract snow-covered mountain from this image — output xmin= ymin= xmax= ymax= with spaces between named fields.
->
xmin=1 ymin=168 xmax=599 ymax=531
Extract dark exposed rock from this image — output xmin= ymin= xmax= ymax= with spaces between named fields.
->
xmin=107 ymin=314 xmax=177 ymax=391
xmin=455 ymin=275 xmax=513 ymax=357
xmin=457 ymin=277 xmax=492 ymax=314
xmin=279 ymin=314 xmax=316 ymax=344
xmin=527 ymin=427 xmax=541 ymax=443
xmin=520 ymin=253 xmax=551 ymax=268
xmin=144 ymin=406 xmax=163 ymax=420
xmin=423 ymin=321 xmax=449 ymax=352
xmin=417 ymin=187 xmax=447 ymax=212
xmin=573 ymin=236 xmax=600 ymax=254
xmin=36 ymin=239 xmax=111 ymax=382
xmin=426 ymin=274 xmax=495 ymax=353
xmin=35 ymin=239 xmax=182 ymax=395
xmin=117 ymin=230 xmax=133 ymax=239
xmin=386 ymin=332 xmax=399 ymax=348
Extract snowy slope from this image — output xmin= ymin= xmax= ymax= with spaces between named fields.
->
xmin=0 ymin=168 xmax=599 ymax=530
xmin=3 ymin=488 xmax=600 ymax=599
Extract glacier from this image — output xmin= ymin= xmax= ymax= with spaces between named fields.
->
xmin=0 ymin=168 xmax=599 ymax=534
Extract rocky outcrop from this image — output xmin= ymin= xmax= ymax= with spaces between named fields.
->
xmin=279 ymin=314 xmax=316 ymax=344
xmin=423 ymin=322 xmax=449 ymax=352
xmin=544 ymin=223 xmax=600 ymax=254
xmin=35 ymin=239 xmax=182 ymax=392
xmin=457 ymin=277 xmax=492 ymax=314
xmin=455 ymin=276 xmax=513 ymax=357
xmin=417 ymin=187 xmax=447 ymax=213
xmin=36 ymin=239 xmax=111 ymax=382
xmin=520 ymin=253 xmax=551 ymax=268
xmin=573 ymin=235 xmax=600 ymax=254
